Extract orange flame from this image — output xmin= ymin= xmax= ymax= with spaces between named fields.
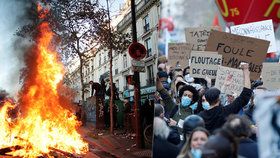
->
xmin=0 ymin=4 xmax=88 ymax=157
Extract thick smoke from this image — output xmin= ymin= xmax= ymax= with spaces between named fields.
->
xmin=0 ymin=0 xmax=31 ymax=96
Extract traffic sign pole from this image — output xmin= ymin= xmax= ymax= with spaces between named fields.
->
xmin=130 ymin=0 xmax=144 ymax=148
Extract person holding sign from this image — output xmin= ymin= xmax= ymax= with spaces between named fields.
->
xmin=198 ymin=63 xmax=253 ymax=133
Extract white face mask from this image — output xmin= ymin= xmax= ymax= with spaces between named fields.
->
xmin=167 ymin=77 xmax=171 ymax=84
xmin=184 ymin=74 xmax=194 ymax=83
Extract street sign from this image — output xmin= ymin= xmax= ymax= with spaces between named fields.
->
xmin=132 ymin=60 xmax=146 ymax=72
xmin=128 ymin=42 xmax=147 ymax=60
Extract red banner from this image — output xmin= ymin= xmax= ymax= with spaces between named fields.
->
xmin=215 ymin=0 xmax=280 ymax=30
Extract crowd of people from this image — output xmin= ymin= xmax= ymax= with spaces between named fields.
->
xmin=152 ymin=56 xmax=271 ymax=158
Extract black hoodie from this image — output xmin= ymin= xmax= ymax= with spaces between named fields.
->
xmin=198 ymin=87 xmax=252 ymax=133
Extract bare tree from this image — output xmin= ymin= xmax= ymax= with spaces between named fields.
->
xmin=17 ymin=0 xmax=131 ymax=132
xmin=98 ymin=0 xmax=131 ymax=134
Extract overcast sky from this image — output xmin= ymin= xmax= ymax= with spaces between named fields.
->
xmin=0 ymin=0 xmax=27 ymax=96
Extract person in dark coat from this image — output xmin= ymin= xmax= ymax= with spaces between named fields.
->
xmin=198 ymin=63 xmax=253 ymax=133
xmin=178 ymin=115 xmax=206 ymax=149
xmin=154 ymin=103 xmax=181 ymax=145
xmin=177 ymin=127 xmax=209 ymax=158
xmin=223 ymin=115 xmax=259 ymax=158
xmin=153 ymin=117 xmax=180 ymax=158
xmin=201 ymin=128 xmax=238 ymax=158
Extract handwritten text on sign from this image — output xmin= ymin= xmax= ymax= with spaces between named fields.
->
xmin=206 ymin=30 xmax=269 ymax=80
xmin=215 ymin=66 xmax=244 ymax=95
xmin=190 ymin=51 xmax=222 ymax=79
xmin=185 ymin=27 xmax=220 ymax=51
xmin=230 ymin=19 xmax=276 ymax=53
xmin=168 ymin=43 xmax=192 ymax=68
xmin=261 ymin=63 xmax=280 ymax=90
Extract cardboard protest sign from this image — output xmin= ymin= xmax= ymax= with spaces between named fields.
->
xmin=230 ymin=19 xmax=276 ymax=53
xmin=206 ymin=30 xmax=270 ymax=80
xmin=190 ymin=51 xmax=222 ymax=79
xmin=261 ymin=63 xmax=280 ymax=90
xmin=185 ymin=27 xmax=220 ymax=51
xmin=168 ymin=43 xmax=192 ymax=69
xmin=215 ymin=66 xmax=244 ymax=95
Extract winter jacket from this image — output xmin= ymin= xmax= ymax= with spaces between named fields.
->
xmin=158 ymin=88 xmax=193 ymax=122
xmin=153 ymin=135 xmax=180 ymax=158
xmin=238 ymin=138 xmax=259 ymax=158
xmin=167 ymin=126 xmax=181 ymax=145
xmin=158 ymin=88 xmax=176 ymax=117
xmin=198 ymin=87 xmax=252 ymax=133
xmin=170 ymin=105 xmax=193 ymax=122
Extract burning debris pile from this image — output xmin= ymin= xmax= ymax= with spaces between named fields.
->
xmin=0 ymin=3 xmax=88 ymax=158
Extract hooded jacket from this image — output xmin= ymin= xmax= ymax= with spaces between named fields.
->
xmin=198 ymin=87 xmax=252 ymax=133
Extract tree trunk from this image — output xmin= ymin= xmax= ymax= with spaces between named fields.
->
xmin=79 ymin=57 xmax=85 ymax=102
xmin=76 ymin=38 xmax=85 ymax=102
xmin=109 ymin=48 xmax=114 ymax=134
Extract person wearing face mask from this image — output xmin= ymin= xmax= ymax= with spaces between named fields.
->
xmin=169 ymin=85 xmax=199 ymax=123
xmin=198 ymin=63 xmax=252 ymax=133
xmin=195 ymin=91 xmax=211 ymax=114
xmin=156 ymin=76 xmax=199 ymax=122
xmin=180 ymin=115 xmax=206 ymax=149
xmin=177 ymin=127 xmax=209 ymax=158
xmin=201 ymin=95 xmax=211 ymax=110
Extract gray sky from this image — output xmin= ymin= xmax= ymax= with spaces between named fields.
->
xmin=0 ymin=0 xmax=27 ymax=96
xmin=99 ymin=0 xmax=125 ymax=17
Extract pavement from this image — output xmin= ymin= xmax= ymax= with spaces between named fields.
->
xmin=80 ymin=123 xmax=152 ymax=158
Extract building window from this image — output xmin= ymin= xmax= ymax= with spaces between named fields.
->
xmin=157 ymin=5 xmax=161 ymax=20
xmin=91 ymin=59 xmax=94 ymax=71
xmin=147 ymin=65 xmax=154 ymax=86
xmin=116 ymin=80 xmax=119 ymax=90
xmin=143 ymin=15 xmax=150 ymax=33
xmin=124 ymin=77 xmax=128 ymax=90
xmin=123 ymin=55 xmax=128 ymax=68
xmin=145 ymin=37 xmax=152 ymax=57
xmin=104 ymin=53 xmax=107 ymax=64
xmin=115 ymin=69 xmax=118 ymax=75
xmin=99 ymin=54 xmax=101 ymax=66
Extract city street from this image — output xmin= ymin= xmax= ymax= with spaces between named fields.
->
xmin=79 ymin=123 xmax=152 ymax=158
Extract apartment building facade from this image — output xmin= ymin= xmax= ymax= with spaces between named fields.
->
xmin=71 ymin=0 xmax=160 ymax=102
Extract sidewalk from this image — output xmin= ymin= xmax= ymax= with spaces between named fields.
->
xmin=80 ymin=123 xmax=152 ymax=158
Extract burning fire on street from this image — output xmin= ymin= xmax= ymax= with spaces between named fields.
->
xmin=0 ymin=3 xmax=88 ymax=158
